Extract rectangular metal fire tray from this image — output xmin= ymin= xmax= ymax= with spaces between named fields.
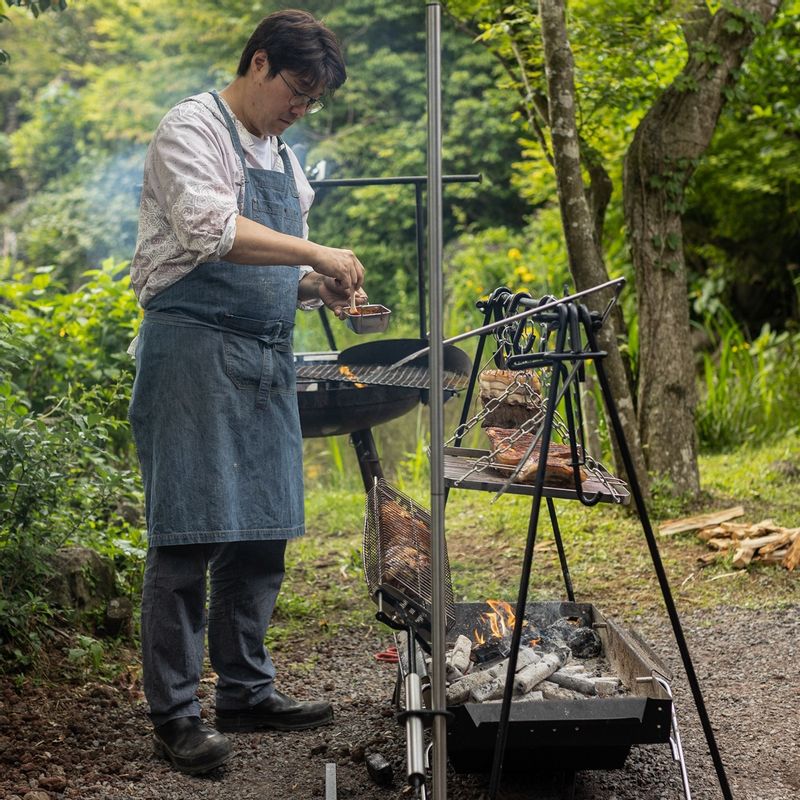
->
xmin=443 ymin=601 xmax=671 ymax=773
xmin=443 ymin=447 xmax=630 ymax=505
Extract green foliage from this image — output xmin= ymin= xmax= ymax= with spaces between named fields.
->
xmin=0 ymin=0 xmax=68 ymax=64
xmin=444 ymin=210 xmax=571 ymax=336
xmin=696 ymin=307 xmax=800 ymax=451
xmin=0 ymin=262 xmax=144 ymax=669
xmin=67 ymin=633 xmax=104 ymax=673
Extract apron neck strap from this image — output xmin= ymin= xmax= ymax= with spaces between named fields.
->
xmin=210 ymin=91 xmax=248 ymax=173
xmin=275 ymin=138 xmax=300 ymax=198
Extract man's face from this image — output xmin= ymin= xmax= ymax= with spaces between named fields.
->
xmin=247 ymin=50 xmax=323 ymax=137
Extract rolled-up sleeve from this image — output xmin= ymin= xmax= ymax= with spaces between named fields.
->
xmin=148 ymin=104 xmax=240 ymax=265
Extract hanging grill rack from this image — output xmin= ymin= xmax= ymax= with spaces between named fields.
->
xmin=444 ymin=291 xmax=630 ymax=506
xmin=363 ymin=479 xmax=456 ymax=651
xmin=444 ymin=367 xmax=628 ymax=504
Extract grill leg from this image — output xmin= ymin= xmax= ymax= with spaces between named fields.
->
xmin=350 ymin=428 xmax=384 ymax=492
xmin=558 ymin=770 xmax=576 ymax=800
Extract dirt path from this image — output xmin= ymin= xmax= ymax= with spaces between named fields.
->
xmin=1 ymin=604 xmax=797 ymax=800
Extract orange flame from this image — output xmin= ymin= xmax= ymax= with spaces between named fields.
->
xmin=472 ymin=599 xmax=516 ymax=644
xmin=338 ymin=365 xmax=366 ymax=389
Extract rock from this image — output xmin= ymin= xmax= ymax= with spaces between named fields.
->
xmin=23 ymin=793 xmax=51 ymax=800
xmin=45 ymin=546 xmax=115 ymax=613
xmin=100 ymin=596 xmax=133 ymax=638
xmin=39 ymin=775 xmax=68 ymax=791
xmin=365 ymin=752 xmax=393 ymax=787
xmin=349 ymin=744 xmax=366 ymax=763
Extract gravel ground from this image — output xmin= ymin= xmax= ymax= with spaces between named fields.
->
xmin=1 ymin=604 xmax=797 ymax=800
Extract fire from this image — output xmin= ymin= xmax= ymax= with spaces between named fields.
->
xmin=473 ymin=599 xmax=516 ymax=644
xmin=338 ymin=364 xmax=367 ymax=388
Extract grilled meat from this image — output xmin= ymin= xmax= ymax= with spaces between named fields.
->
xmin=479 ymin=368 xmax=542 ymax=428
xmin=484 ymin=426 xmax=587 ymax=486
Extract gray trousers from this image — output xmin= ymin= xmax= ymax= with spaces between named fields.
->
xmin=141 ymin=539 xmax=286 ymax=727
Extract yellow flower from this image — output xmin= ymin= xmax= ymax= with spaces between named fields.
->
xmin=508 ymin=247 xmax=522 ymax=261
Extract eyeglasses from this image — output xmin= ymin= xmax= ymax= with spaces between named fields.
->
xmin=277 ymin=72 xmax=324 ymax=114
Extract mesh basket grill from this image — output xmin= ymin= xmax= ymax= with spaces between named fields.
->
xmin=363 ymin=479 xmax=455 ymax=638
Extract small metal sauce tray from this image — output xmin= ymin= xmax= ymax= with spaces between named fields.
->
xmin=343 ymin=304 xmax=392 ymax=334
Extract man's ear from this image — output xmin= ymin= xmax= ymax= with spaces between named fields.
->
xmin=251 ymin=49 xmax=269 ymax=75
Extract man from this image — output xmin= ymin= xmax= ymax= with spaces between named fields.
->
xmin=128 ymin=10 xmax=364 ymax=775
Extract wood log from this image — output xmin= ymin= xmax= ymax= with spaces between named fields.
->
xmin=513 ymin=651 xmax=568 ymax=695
xmin=469 ymin=648 xmax=540 ymax=703
xmin=538 ymin=680 xmax=582 ymax=701
xmin=783 ymin=535 xmax=800 ymax=571
xmin=447 ymin=647 xmax=538 ymax=705
xmin=721 ymin=522 xmax=759 ymax=540
xmin=593 ymin=677 xmax=622 ymax=697
xmin=697 ymin=551 xmax=722 ymax=566
xmin=448 ymin=635 xmax=472 ymax=675
xmin=732 ymin=546 xmax=755 ymax=569
xmin=697 ymin=526 xmax=731 ymax=541
xmin=756 ymin=532 xmax=794 ymax=554
xmin=659 ymin=506 xmax=744 ymax=536
xmin=707 ymin=537 xmax=734 ymax=551
xmin=548 ymin=669 xmax=596 ymax=695
xmin=737 ymin=531 xmax=792 ymax=551
xmin=754 ymin=549 xmax=789 ymax=565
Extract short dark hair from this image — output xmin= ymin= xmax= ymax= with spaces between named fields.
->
xmin=237 ymin=9 xmax=346 ymax=95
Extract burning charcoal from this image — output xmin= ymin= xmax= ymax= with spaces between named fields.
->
xmin=538 ymin=680 xmax=583 ymax=701
xmin=471 ymin=677 xmax=505 ymax=703
xmin=593 ymin=677 xmax=622 ymax=697
xmin=548 ymin=669 xmax=597 ymax=695
xmin=544 ymin=618 xmax=601 ymax=659
xmin=446 ymin=667 xmax=497 ymax=704
xmin=447 ymin=648 xmax=538 ymax=705
xmin=513 ymin=650 xmax=568 ymax=695
xmin=566 ymin=626 xmax=602 ymax=659
xmin=365 ymin=752 xmax=393 ymax=787
xmin=469 ymin=648 xmax=540 ymax=703
xmin=449 ymin=635 xmax=472 ymax=675
xmin=472 ymin=640 xmax=510 ymax=665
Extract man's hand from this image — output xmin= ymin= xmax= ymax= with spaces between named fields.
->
xmin=311 ymin=245 xmax=365 ymax=293
xmin=319 ymin=277 xmax=368 ymax=319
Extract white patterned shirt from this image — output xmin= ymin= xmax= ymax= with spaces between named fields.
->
xmin=130 ymin=92 xmax=316 ymax=308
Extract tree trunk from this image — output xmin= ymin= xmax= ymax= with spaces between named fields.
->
xmin=540 ymin=0 xmax=650 ymax=496
xmin=623 ymin=0 xmax=780 ymax=495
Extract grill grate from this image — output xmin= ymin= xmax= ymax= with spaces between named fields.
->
xmin=297 ymin=362 xmax=468 ymax=391
xmin=363 ymin=479 xmax=455 ymax=643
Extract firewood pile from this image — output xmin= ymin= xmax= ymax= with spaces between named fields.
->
xmin=659 ymin=506 xmax=800 ymax=571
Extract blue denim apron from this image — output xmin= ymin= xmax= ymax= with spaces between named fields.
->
xmin=129 ymin=91 xmax=305 ymax=546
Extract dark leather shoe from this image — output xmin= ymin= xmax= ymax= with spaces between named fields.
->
xmin=216 ymin=689 xmax=334 ymax=732
xmin=153 ymin=716 xmax=232 ymax=775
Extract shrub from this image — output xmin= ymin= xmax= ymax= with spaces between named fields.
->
xmin=0 ymin=262 xmax=144 ymax=669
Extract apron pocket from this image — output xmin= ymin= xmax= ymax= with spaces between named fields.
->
xmin=223 ymin=333 xmax=272 ymax=390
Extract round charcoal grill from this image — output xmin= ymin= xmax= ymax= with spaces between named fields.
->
xmin=295 ymin=338 xmax=471 ymax=439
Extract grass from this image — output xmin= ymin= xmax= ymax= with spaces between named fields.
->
xmin=274 ymin=435 xmax=800 ymax=650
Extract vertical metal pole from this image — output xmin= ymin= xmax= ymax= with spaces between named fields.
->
xmin=426 ymin=3 xmax=447 ymax=799
xmin=415 ymin=181 xmax=427 ymax=341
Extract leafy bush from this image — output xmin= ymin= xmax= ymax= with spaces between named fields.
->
xmin=0 ymin=262 xmax=144 ymax=669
